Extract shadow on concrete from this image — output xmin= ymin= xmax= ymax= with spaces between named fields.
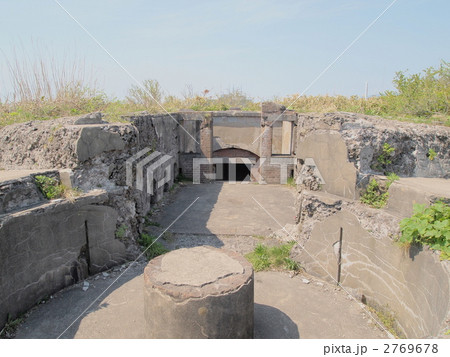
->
xmin=408 ymin=243 xmax=423 ymax=261
xmin=254 ymin=303 xmax=300 ymax=339
xmin=15 ymin=262 xmax=145 ymax=339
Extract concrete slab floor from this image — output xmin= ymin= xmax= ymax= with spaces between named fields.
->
xmin=14 ymin=261 xmax=387 ymax=339
xmin=13 ymin=183 xmax=388 ymax=339
xmin=151 ymin=182 xmax=297 ymax=236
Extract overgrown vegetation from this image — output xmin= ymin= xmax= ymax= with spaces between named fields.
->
xmin=360 ymin=173 xmax=399 ymax=209
xmin=34 ymin=175 xmax=79 ymax=201
xmin=1 ymin=57 xmax=449 ymax=128
xmin=138 ymin=233 xmax=168 ymax=259
xmin=245 ymin=242 xmax=300 ymax=272
xmin=398 ymin=201 xmax=450 ymax=260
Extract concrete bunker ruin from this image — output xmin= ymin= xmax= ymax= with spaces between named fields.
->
xmin=0 ymin=106 xmax=449 ymax=338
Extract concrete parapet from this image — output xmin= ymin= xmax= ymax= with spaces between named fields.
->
xmin=386 ymin=177 xmax=450 ymax=217
xmin=144 ymin=246 xmax=254 ymax=338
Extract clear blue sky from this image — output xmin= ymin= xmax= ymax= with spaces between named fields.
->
xmin=0 ymin=0 xmax=449 ymax=101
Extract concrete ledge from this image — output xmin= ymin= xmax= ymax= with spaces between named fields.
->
xmin=144 ymin=246 xmax=254 ymax=338
xmin=386 ymin=177 xmax=450 ymax=217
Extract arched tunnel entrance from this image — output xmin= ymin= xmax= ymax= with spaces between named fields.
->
xmin=213 ymin=148 xmax=259 ymax=182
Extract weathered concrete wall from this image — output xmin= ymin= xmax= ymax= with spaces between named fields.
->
xmin=0 ymin=190 xmax=126 ymax=329
xmin=294 ymin=193 xmax=450 ymax=338
xmin=294 ymin=113 xmax=450 ymax=338
xmin=297 ymin=112 xmax=450 ymax=180
xmin=0 ymin=173 xmax=50 ymax=214
xmin=212 ymin=113 xmax=261 ymax=156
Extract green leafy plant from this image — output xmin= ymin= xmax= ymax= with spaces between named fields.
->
xmin=245 ymin=242 xmax=300 ymax=272
xmin=386 ymin=172 xmax=399 ymax=184
xmin=138 ymin=233 xmax=168 ymax=259
xmin=360 ymin=174 xmax=399 ymax=209
xmin=34 ymin=175 xmax=81 ymax=201
xmin=360 ymin=179 xmax=389 ymax=209
xmin=377 ymin=143 xmax=395 ymax=168
xmin=34 ymin=175 xmax=65 ymax=200
xmin=427 ymin=148 xmax=437 ymax=161
xmin=398 ymin=201 xmax=450 ymax=260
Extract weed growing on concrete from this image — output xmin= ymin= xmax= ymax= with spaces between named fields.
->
xmin=245 ymin=242 xmax=300 ymax=272
xmin=139 ymin=233 xmax=168 ymax=259
xmin=286 ymin=176 xmax=296 ymax=187
xmin=34 ymin=175 xmax=80 ymax=201
xmin=360 ymin=179 xmax=389 ymax=209
xmin=360 ymin=174 xmax=399 ymax=209
xmin=115 ymin=224 xmax=128 ymax=239
xmin=144 ymin=217 xmax=161 ymax=227
xmin=398 ymin=201 xmax=450 ymax=260
xmin=0 ymin=314 xmax=24 ymax=339
xmin=367 ymin=305 xmax=403 ymax=339
xmin=427 ymin=148 xmax=437 ymax=161
xmin=376 ymin=143 xmax=396 ymax=172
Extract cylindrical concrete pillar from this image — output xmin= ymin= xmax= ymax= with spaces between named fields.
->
xmin=144 ymin=246 xmax=254 ymax=338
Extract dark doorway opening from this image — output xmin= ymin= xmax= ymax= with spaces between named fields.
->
xmin=214 ymin=163 xmax=251 ymax=182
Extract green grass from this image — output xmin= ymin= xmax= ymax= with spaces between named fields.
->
xmin=138 ymin=233 xmax=168 ymax=259
xmin=286 ymin=176 xmax=296 ymax=187
xmin=245 ymin=242 xmax=300 ymax=272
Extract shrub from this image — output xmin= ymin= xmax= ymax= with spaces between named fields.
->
xmin=382 ymin=61 xmax=449 ymax=117
xmin=398 ymin=201 xmax=450 ymax=260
